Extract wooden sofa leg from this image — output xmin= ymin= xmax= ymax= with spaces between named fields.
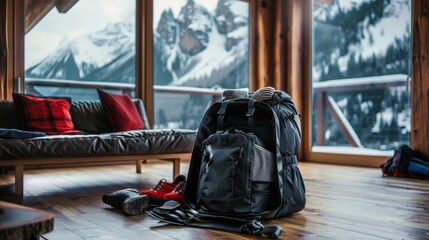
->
xmin=173 ymin=158 xmax=180 ymax=179
xmin=136 ymin=160 xmax=143 ymax=173
xmin=15 ymin=165 xmax=24 ymax=195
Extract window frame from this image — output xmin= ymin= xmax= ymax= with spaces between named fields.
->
xmin=146 ymin=0 xmax=254 ymax=128
xmin=302 ymin=0 xmax=412 ymax=167
xmin=14 ymin=0 xmax=254 ymax=129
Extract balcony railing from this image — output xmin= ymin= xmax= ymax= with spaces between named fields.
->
xmin=313 ymin=74 xmax=410 ymax=148
xmin=26 ymin=75 xmax=409 ymax=149
xmin=25 ymin=78 xmax=225 ymax=99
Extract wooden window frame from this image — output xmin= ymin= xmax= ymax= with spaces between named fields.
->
xmin=12 ymin=0 xmax=426 ymax=166
xmin=302 ymin=0 xmax=426 ymax=167
xmin=13 ymin=0 xmax=254 ymax=129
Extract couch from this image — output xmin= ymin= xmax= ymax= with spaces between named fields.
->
xmin=0 ymin=99 xmax=196 ymax=195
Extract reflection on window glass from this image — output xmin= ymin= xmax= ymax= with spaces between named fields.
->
xmin=312 ymin=0 xmax=411 ymax=152
xmin=25 ymin=0 xmax=136 ymax=100
xmin=153 ymin=0 xmax=249 ymax=129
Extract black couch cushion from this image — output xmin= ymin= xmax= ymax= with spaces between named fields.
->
xmin=0 ymin=129 xmax=196 ymax=160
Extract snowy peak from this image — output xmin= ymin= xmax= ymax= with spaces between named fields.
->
xmin=26 ymin=20 xmax=134 ymax=81
xmin=215 ymin=0 xmax=249 ymax=50
xmin=177 ymin=0 xmax=213 ymax=55
xmin=157 ymin=9 xmax=177 ymax=47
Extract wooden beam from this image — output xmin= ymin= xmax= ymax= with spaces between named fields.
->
xmin=285 ymin=0 xmax=304 ymax=115
xmin=0 ymin=153 xmax=191 ymax=166
xmin=25 ymin=0 xmax=78 ymax=33
xmin=136 ymin=160 xmax=142 ymax=173
xmin=172 ymin=158 xmax=180 ymax=180
xmin=25 ymin=0 xmax=56 ymax=33
xmin=15 ymin=164 xmax=24 ymax=195
xmin=14 ymin=0 xmax=24 ymax=93
xmin=0 ymin=0 xmax=7 ymax=100
xmin=138 ymin=0 xmax=154 ymax=128
xmin=411 ymin=0 xmax=429 ymax=159
xmin=1 ymin=153 xmax=191 ymax=194
xmin=255 ymin=0 xmax=275 ymax=88
xmin=273 ymin=0 xmax=284 ymax=91
xmin=55 ymin=0 xmax=78 ymax=13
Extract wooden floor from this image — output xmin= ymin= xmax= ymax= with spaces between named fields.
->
xmin=1 ymin=161 xmax=428 ymax=240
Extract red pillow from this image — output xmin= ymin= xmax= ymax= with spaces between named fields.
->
xmin=97 ymin=89 xmax=144 ymax=132
xmin=12 ymin=93 xmax=81 ymax=135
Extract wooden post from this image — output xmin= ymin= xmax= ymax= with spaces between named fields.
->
xmin=172 ymin=158 xmax=180 ymax=179
xmin=411 ymin=0 xmax=429 ymax=159
xmin=15 ymin=165 xmax=24 ymax=195
xmin=136 ymin=160 xmax=142 ymax=173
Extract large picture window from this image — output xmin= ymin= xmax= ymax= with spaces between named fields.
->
xmin=311 ymin=0 xmax=411 ymax=156
xmin=24 ymin=0 xmax=136 ymax=100
xmin=152 ymin=0 xmax=250 ymax=129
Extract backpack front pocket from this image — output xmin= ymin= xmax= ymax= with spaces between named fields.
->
xmin=197 ymin=131 xmax=252 ymax=213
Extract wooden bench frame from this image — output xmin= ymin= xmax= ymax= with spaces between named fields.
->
xmin=1 ymin=152 xmax=191 ymax=195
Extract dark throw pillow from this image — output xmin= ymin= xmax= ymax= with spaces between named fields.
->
xmin=12 ymin=93 xmax=81 ymax=135
xmin=97 ymin=89 xmax=144 ymax=132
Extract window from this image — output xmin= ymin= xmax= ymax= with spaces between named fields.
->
xmin=24 ymin=0 xmax=136 ymax=100
xmin=310 ymin=0 xmax=411 ymax=158
xmin=152 ymin=0 xmax=250 ymax=129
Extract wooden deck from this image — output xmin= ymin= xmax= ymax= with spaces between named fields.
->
xmin=0 ymin=161 xmax=428 ymax=240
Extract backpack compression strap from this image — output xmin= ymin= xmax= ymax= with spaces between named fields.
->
xmin=149 ymin=200 xmax=283 ymax=239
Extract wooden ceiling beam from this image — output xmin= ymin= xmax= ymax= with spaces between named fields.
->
xmin=25 ymin=0 xmax=79 ymax=33
xmin=56 ymin=0 xmax=78 ymax=14
xmin=25 ymin=0 xmax=56 ymax=33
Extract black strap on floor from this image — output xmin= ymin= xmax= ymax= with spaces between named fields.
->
xmin=149 ymin=201 xmax=283 ymax=239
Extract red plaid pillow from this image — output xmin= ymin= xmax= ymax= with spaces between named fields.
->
xmin=13 ymin=93 xmax=81 ymax=135
xmin=97 ymin=89 xmax=144 ymax=132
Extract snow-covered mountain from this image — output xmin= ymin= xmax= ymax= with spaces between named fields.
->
xmin=26 ymin=0 xmax=249 ymax=89
xmin=154 ymin=0 xmax=249 ymax=88
xmin=26 ymin=21 xmax=135 ymax=83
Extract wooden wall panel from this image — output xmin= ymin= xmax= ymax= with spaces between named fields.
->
xmin=412 ymin=0 xmax=429 ymax=158
xmin=285 ymin=0 xmax=304 ymax=115
xmin=254 ymin=0 xmax=275 ymax=89
xmin=0 ymin=0 xmax=7 ymax=100
xmin=0 ymin=0 xmax=15 ymax=100
xmin=253 ymin=0 xmax=304 ymax=113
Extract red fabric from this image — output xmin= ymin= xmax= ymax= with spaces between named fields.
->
xmin=13 ymin=94 xmax=80 ymax=135
xmin=97 ymin=89 xmax=144 ymax=132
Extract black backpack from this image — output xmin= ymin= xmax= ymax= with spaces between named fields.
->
xmin=184 ymin=90 xmax=306 ymax=219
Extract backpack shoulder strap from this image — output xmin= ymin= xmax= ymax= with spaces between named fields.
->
xmin=149 ymin=201 xmax=283 ymax=239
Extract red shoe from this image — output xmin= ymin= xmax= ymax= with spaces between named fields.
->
xmin=163 ymin=180 xmax=187 ymax=207
xmin=140 ymin=175 xmax=186 ymax=205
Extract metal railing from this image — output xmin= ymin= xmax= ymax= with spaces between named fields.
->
xmin=313 ymin=74 xmax=410 ymax=148
xmin=26 ymin=75 xmax=409 ymax=148
xmin=25 ymin=78 xmax=225 ymax=98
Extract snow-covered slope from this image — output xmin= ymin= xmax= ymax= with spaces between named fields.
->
xmin=26 ymin=22 xmax=135 ymax=81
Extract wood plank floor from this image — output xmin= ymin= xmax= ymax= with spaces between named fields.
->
xmin=1 ymin=161 xmax=428 ymax=240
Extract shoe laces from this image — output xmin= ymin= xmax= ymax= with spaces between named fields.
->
xmin=173 ymin=180 xmax=186 ymax=193
xmin=152 ymin=179 xmax=167 ymax=192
